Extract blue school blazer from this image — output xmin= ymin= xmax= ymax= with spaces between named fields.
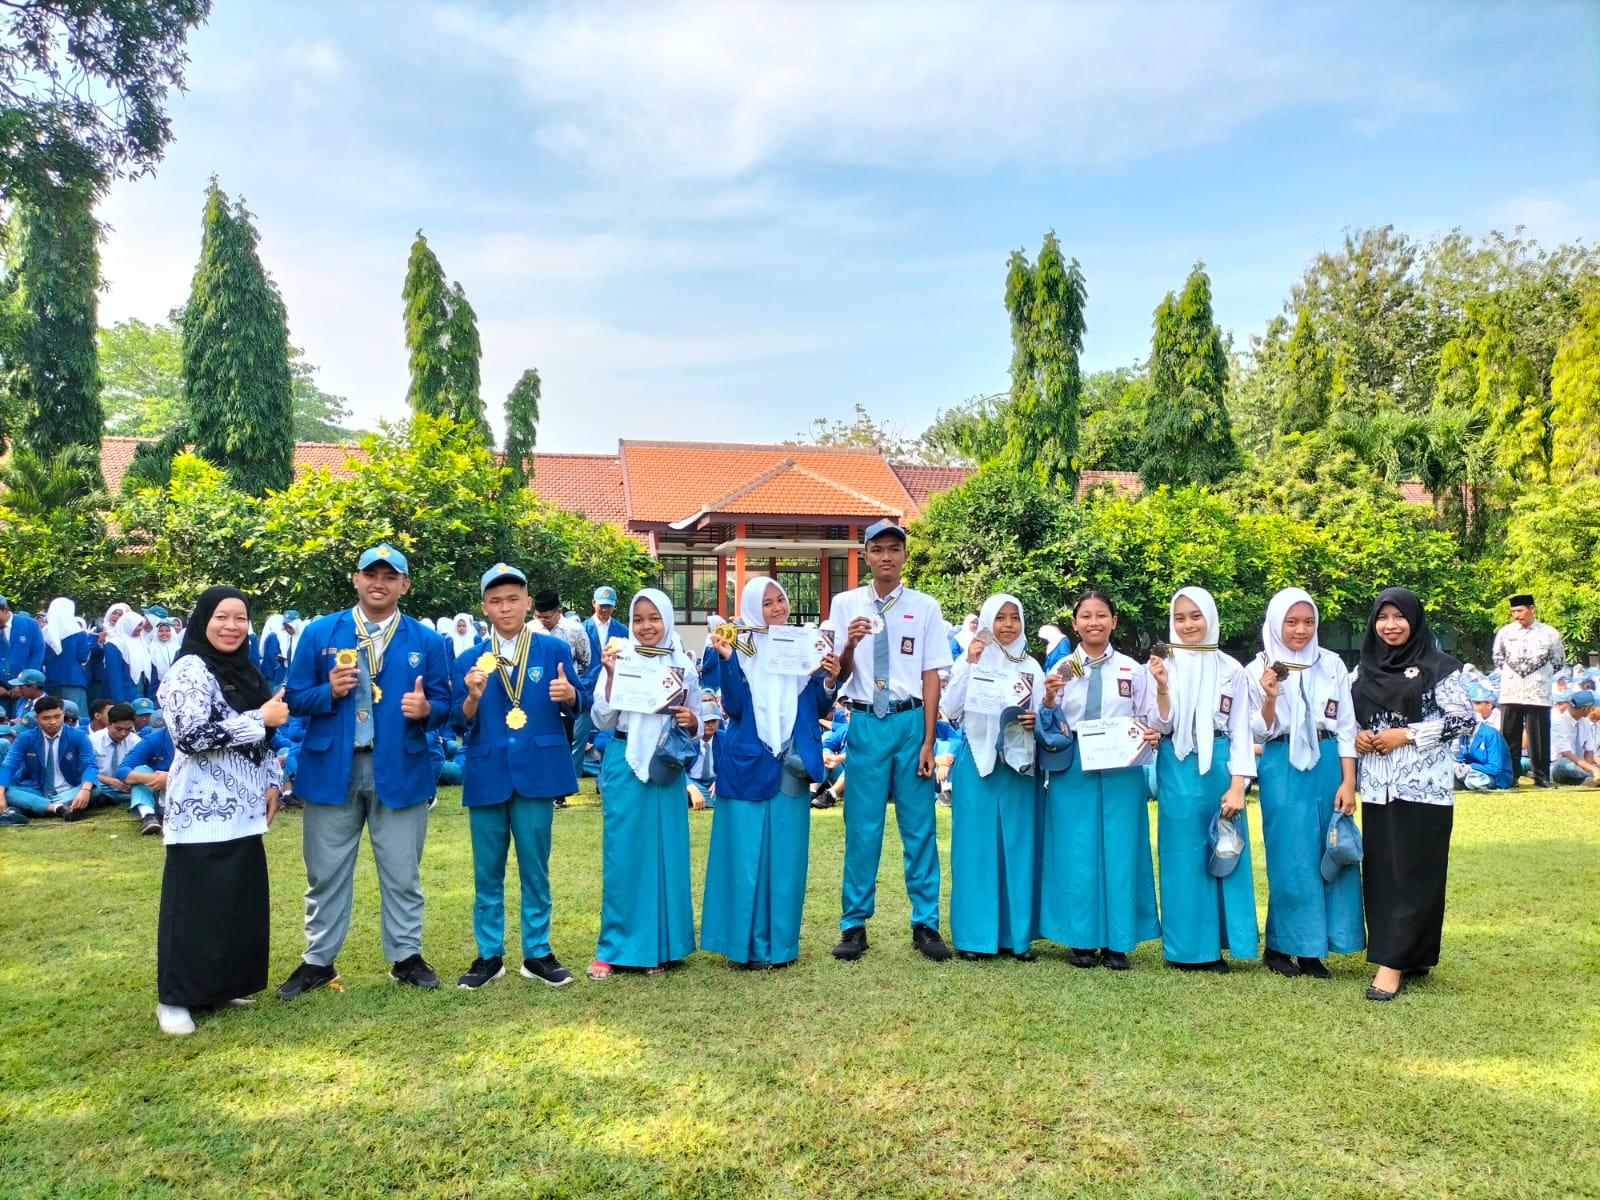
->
xmin=713 ymin=653 xmax=833 ymax=801
xmin=450 ymin=635 xmax=589 ymax=807
xmin=43 ymin=630 xmax=92 ymax=689
xmin=117 ymin=727 xmax=174 ymax=778
xmin=0 ymin=725 xmax=96 ymax=790
xmin=285 ymin=611 xmax=453 ymax=809
xmin=0 ymin=613 xmax=45 ymax=678
xmin=580 ymin=616 xmax=629 ymax=696
xmin=259 ymin=632 xmax=290 ymax=689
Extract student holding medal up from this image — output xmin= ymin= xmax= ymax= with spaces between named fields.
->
xmin=1036 ymin=590 xmax=1161 ymax=970
xmin=1145 ymin=586 xmax=1259 ymax=974
xmin=588 ymin=588 xmax=702 ymax=980
xmin=943 ymin=593 xmax=1045 ymax=962
xmin=451 ymin=564 xmax=589 ymax=991
xmin=699 ymin=576 xmax=840 ymax=970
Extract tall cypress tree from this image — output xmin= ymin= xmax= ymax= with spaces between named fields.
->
xmin=444 ymin=281 xmax=489 ymax=443
xmin=1003 ymin=231 xmax=1087 ymax=490
xmin=182 ymin=180 xmax=294 ymax=495
xmin=402 ymin=231 xmax=452 ymax=419
xmin=503 ymin=367 xmax=541 ymax=489
xmin=1138 ymin=263 xmax=1240 ymax=488
xmin=2 ymin=183 xmax=105 ymax=478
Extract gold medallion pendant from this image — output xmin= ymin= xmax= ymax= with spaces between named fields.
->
xmin=506 ymin=706 xmax=528 ymax=730
xmin=372 ymin=684 xmax=383 ymax=704
xmin=476 ymin=652 xmax=498 ymax=675
xmin=335 ymin=649 xmax=359 ymax=669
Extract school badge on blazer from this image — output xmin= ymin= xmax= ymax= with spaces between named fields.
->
xmin=1219 ymin=694 xmax=1233 ymax=715
xmin=1324 ymin=699 xmax=1339 ymax=719
xmin=899 ymin=637 xmax=915 ymax=655
xmin=1117 ymin=678 xmax=1132 ymax=698
xmin=530 ymin=666 xmax=543 ymax=682
xmin=408 ymin=651 xmax=421 ymax=668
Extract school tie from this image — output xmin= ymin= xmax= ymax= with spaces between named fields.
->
xmin=1083 ymin=660 xmax=1104 ymax=721
xmin=872 ymin=615 xmax=891 ymax=718
xmin=1300 ymin=676 xmax=1319 ymax=756
xmin=42 ymin=736 xmax=58 ymax=792
xmin=0 ymin=623 xmax=9 ymax=680
xmin=354 ymin=621 xmax=378 ymax=749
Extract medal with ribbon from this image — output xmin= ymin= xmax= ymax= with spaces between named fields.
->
xmin=492 ymin=629 xmax=533 ymax=729
xmin=718 ymin=622 xmax=764 ymax=657
xmin=354 ymin=610 xmax=399 ymax=704
xmin=872 ymin=587 xmax=902 ymax=690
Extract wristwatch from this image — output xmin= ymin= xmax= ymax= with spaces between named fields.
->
xmin=1403 ymin=726 xmax=1417 ymax=744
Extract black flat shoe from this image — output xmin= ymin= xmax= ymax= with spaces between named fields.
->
xmin=1013 ymin=949 xmax=1037 ymax=963
xmin=1365 ymin=985 xmax=1397 ymax=1001
xmin=1296 ymin=957 xmax=1332 ymax=980
xmin=1167 ymin=959 xmax=1228 ymax=974
xmin=956 ymin=950 xmax=988 ymax=962
xmin=1402 ymin=966 xmax=1430 ymax=979
xmin=1100 ymin=950 xmax=1131 ymax=971
xmin=1263 ymin=949 xmax=1301 ymax=978
xmin=1067 ymin=948 xmax=1100 ymax=969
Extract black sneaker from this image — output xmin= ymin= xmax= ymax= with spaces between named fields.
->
xmin=554 ymin=797 xmax=568 ymax=810
xmin=1067 ymin=947 xmax=1100 ymax=969
xmin=521 ymin=955 xmax=575 ymax=987
xmin=276 ymin=960 xmax=339 ymax=1000
xmin=0 ymin=808 xmax=28 ymax=825
xmin=279 ymin=794 xmax=304 ymax=809
xmin=1100 ymin=950 xmax=1132 ymax=971
xmin=912 ymin=923 xmax=953 ymax=962
xmin=456 ymin=956 xmax=505 ymax=989
xmin=59 ymin=804 xmax=84 ymax=822
xmin=1263 ymin=949 xmax=1301 ymax=978
xmin=391 ymin=954 xmax=440 ymax=989
xmin=1296 ymin=957 xmax=1332 ymax=980
xmin=832 ymin=925 xmax=868 ymax=960
xmin=139 ymin=812 xmax=163 ymax=836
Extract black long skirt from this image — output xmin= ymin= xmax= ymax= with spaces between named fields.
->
xmin=1362 ymin=800 xmax=1453 ymax=970
xmin=157 ymin=836 xmax=270 ymax=1007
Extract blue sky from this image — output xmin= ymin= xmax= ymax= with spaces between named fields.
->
xmin=95 ymin=1 xmax=1600 ymax=452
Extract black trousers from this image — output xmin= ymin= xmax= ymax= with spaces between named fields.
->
xmin=1500 ymin=704 xmax=1551 ymax=784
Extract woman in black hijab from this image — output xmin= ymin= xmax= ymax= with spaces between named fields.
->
xmin=1351 ymin=588 xmax=1475 ymax=1002
xmin=153 ymin=587 xmax=290 ymax=1036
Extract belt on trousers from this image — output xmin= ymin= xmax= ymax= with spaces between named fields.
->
xmin=846 ymin=698 xmax=923 ymax=715
xmin=1263 ymin=732 xmax=1338 ymax=744
xmin=353 ymin=745 xmax=374 ymax=753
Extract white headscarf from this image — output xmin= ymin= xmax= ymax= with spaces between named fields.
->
xmin=955 ymin=613 xmax=980 ymax=650
xmin=102 ymin=602 xmax=129 ymax=633
xmin=738 ymin=576 xmax=808 ymax=758
xmin=42 ymin=597 xmax=78 ymax=656
xmin=434 ymin=616 xmax=452 ymax=637
xmin=450 ymin=613 xmax=478 ymax=656
xmin=110 ymin=609 xmax=152 ymax=684
xmin=261 ymin=613 xmax=286 ymax=656
xmin=147 ymin=619 xmax=180 ymax=676
xmin=1261 ymin=587 xmax=1328 ymax=771
xmin=1038 ymin=624 xmax=1066 ymax=651
xmin=958 ymin=593 xmax=1041 ymax=777
xmin=1167 ymin=586 xmax=1221 ymax=775
xmin=622 ymin=588 xmax=694 ymax=784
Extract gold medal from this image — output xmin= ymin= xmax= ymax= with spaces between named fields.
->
xmin=372 ymin=684 xmax=383 ymax=703
xmin=505 ymin=705 xmax=527 ymax=730
xmin=335 ymin=648 xmax=358 ymax=669
xmin=476 ymin=652 xmax=498 ymax=674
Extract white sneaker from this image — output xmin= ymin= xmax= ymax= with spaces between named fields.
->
xmin=156 ymin=1003 xmax=195 ymax=1035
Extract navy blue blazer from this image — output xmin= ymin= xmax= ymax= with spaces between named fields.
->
xmin=580 ymin=616 xmax=629 ymax=698
xmin=259 ymin=632 xmax=290 ymax=689
xmin=43 ymin=630 xmax=92 ymax=689
xmin=117 ymin=727 xmax=174 ymax=778
xmin=699 ymin=644 xmax=722 ymax=693
xmin=285 ymin=610 xmax=453 ymax=809
xmin=0 ymin=725 xmax=96 ymax=790
xmin=0 ymin=613 xmax=45 ymax=679
xmin=713 ymin=653 xmax=833 ymax=801
xmin=451 ymin=634 xmax=590 ymax=807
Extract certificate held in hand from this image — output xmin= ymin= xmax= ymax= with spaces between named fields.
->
xmin=609 ymin=651 xmax=686 ymax=715
xmin=965 ymin=667 xmax=1035 ymax=716
xmin=1076 ymin=716 xmax=1154 ymax=772
xmin=766 ymin=625 xmax=834 ymax=675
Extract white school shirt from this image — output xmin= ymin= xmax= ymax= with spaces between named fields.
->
xmin=89 ymin=727 xmax=135 ymax=776
xmin=1049 ymin=650 xmax=1156 ymax=725
xmin=1550 ymin=707 xmax=1580 ymax=768
xmin=1145 ymin=652 xmax=1258 ymax=778
xmin=823 ymin=584 xmax=954 ymax=705
xmin=1245 ymin=649 xmax=1359 ymax=760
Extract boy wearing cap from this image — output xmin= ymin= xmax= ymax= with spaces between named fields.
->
xmin=573 ymin=586 xmax=628 ymax=780
xmin=7 ymin=670 xmax=46 ymax=723
xmin=686 ymin=694 xmax=721 ymax=810
xmin=0 ymin=596 xmax=46 ymax=686
xmin=451 ymin=563 xmax=589 ymax=990
xmin=1550 ymin=691 xmax=1600 ymax=786
xmin=821 ymin=519 xmax=956 ymax=962
xmin=1455 ymin=688 xmax=1513 ymax=791
xmin=1491 ymin=593 xmax=1565 ymax=788
xmin=277 ymin=543 xmax=454 ymax=999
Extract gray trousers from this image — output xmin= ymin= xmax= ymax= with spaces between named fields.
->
xmin=301 ymin=752 xmax=430 ymax=966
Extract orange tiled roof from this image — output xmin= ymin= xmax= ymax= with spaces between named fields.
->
xmin=1076 ymin=469 xmax=1144 ymax=499
xmin=678 ymin=458 xmax=902 ymax=525
xmin=890 ymin=463 xmax=974 ymax=508
xmin=527 ymin=453 xmax=627 ymax=525
xmin=620 ymin=441 xmax=919 ymax=526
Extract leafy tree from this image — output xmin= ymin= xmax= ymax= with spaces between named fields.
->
xmin=917 ymin=392 xmax=1010 ymax=467
xmin=182 ymin=181 xmax=293 ymax=495
xmin=1 ymin=183 xmax=105 ymax=471
xmin=0 ymin=445 xmax=115 ymax=609
xmin=100 ymin=314 xmax=184 ymax=435
xmin=441 ymin=281 xmax=489 ymax=442
xmin=1078 ymin=367 xmax=1149 ymax=471
xmin=1551 ymin=294 xmax=1600 ymax=484
xmin=1223 ymin=434 xmax=1412 ymax=529
xmin=402 ymin=231 xmax=453 ymax=420
xmin=288 ymin=345 xmax=359 ymax=442
xmin=792 ymin=402 xmax=920 ymax=459
xmin=1279 ymin=307 xmax=1333 ymax=435
xmin=1138 ymin=264 xmax=1239 ymax=488
xmin=1501 ymin=478 xmax=1600 ymax=652
xmin=1003 ymin=231 xmax=1087 ymax=488
xmin=0 ymin=1 xmax=212 ymax=199
xmin=1227 ymin=314 xmax=1290 ymax=459
xmin=0 ymin=442 xmax=106 ymax=516
xmin=503 ymin=367 xmax=541 ymax=489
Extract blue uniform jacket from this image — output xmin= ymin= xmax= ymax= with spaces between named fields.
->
xmin=699 ymin=643 xmax=722 ymax=693
xmin=101 ymin=644 xmax=141 ymax=702
xmin=713 ymin=653 xmax=834 ymax=801
xmin=1 ymin=613 xmax=46 ymax=678
xmin=43 ymin=630 xmax=92 ymax=689
xmin=580 ymin=616 xmax=629 ymax=700
xmin=117 ymin=727 xmax=174 ymax=778
xmin=259 ymin=632 xmax=290 ymax=689
xmin=0 ymin=725 xmax=97 ymax=789
xmin=451 ymin=635 xmax=589 ymax=807
xmin=285 ymin=610 xmax=453 ymax=809
xmin=1457 ymin=722 xmax=1513 ymax=789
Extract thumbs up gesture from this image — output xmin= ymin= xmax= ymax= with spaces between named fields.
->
xmin=549 ymin=661 xmax=577 ymax=707
xmin=261 ymin=686 xmax=290 ymax=728
xmin=401 ymin=674 xmax=431 ymax=720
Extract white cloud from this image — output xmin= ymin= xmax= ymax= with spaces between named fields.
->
xmin=1488 ymin=180 xmax=1600 ymax=247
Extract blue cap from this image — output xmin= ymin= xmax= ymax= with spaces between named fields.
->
xmin=283 ymin=609 xmax=300 ymax=621
xmin=1568 ymin=690 xmax=1596 ymax=709
xmin=7 ymin=669 xmax=45 ymax=687
xmin=862 ymin=518 xmax=908 ymax=544
xmin=0 ymin=595 xmax=9 ymax=607
xmin=131 ymin=697 xmax=157 ymax=715
xmin=1320 ymin=812 xmax=1364 ymax=882
xmin=778 ymin=742 xmax=815 ymax=797
xmin=356 ymin=543 xmax=409 ymax=575
xmin=480 ymin=562 xmax=528 ymax=595
xmin=699 ymin=697 xmax=722 ymax=722
xmin=144 ymin=605 xmax=170 ymax=619
xmin=1034 ymin=705 xmax=1076 ymax=774
xmin=593 ymin=586 xmax=618 ymax=606
xmin=647 ymin=722 xmax=700 ymax=785
xmin=1206 ymin=812 xmax=1245 ymax=878
xmin=61 ymin=700 xmax=80 ymax=718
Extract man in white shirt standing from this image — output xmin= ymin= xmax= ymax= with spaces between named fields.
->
xmin=1491 ymin=593 xmax=1566 ymax=789
xmin=822 ymin=519 xmax=955 ymax=963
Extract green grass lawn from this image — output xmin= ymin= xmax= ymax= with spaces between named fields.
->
xmin=2 ymin=780 xmax=1598 ymax=1199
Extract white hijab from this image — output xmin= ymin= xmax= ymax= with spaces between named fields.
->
xmin=738 ymin=576 xmax=807 ymax=758
xmin=1167 ymin=586 xmax=1221 ymax=775
xmin=1261 ymin=587 xmax=1328 ymax=771
xmin=102 ymin=603 xmax=129 ymax=633
xmin=961 ymin=593 xmax=1041 ymax=777
xmin=261 ymin=613 xmax=286 ymax=653
xmin=147 ymin=619 xmax=179 ymax=675
xmin=450 ymin=613 xmax=478 ymax=656
xmin=955 ymin=613 xmax=980 ymax=650
xmin=622 ymin=588 xmax=694 ymax=784
xmin=42 ymin=597 xmax=78 ymax=656
xmin=434 ymin=616 xmax=452 ymax=637
xmin=110 ymin=610 xmax=152 ymax=683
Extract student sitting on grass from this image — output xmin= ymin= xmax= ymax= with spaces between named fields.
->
xmin=1454 ymin=686 xmax=1513 ymax=791
xmin=1550 ymin=691 xmax=1600 ymax=785
xmin=120 ymin=720 xmax=174 ymax=835
xmin=0 ymin=695 xmax=98 ymax=823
